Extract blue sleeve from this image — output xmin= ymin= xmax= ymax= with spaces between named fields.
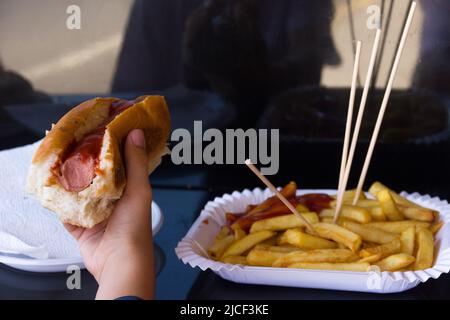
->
xmin=115 ymin=296 xmax=143 ymax=300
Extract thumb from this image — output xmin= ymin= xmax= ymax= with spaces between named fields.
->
xmin=123 ymin=129 xmax=151 ymax=199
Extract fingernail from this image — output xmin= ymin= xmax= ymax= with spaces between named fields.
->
xmin=130 ymin=129 xmax=145 ymax=148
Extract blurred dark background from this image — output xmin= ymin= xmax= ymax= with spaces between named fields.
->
xmin=1 ymin=0 xmax=449 ymax=195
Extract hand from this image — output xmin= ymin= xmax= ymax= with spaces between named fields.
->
xmin=65 ymin=129 xmax=155 ymax=300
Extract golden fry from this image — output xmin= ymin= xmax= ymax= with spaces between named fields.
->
xmin=320 ymin=217 xmax=352 ymax=225
xmin=320 ymin=206 xmax=371 ymax=224
xmin=367 ymin=206 xmax=387 ymax=221
xmin=260 ymin=236 xmax=279 ymax=246
xmin=272 ymin=249 xmax=358 ymax=268
xmin=367 ymin=221 xmax=431 ymax=234
xmin=221 ymin=255 xmax=248 ymax=265
xmin=246 ymin=249 xmax=288 ymax=267
xmin=354 ymin=199 xmax=380 ymax=207
xmin=376 ymin=253 xmax=415 ymax=271
xmin=287 ymin=262 xmax=370 ymax=272
xmin=254 ymin=244 xmax=303 ymax=253
xmin=234 ymin=226 xmax=246 ymax=240
xmin=249 ymin=212 xmax=319 ymax=233
xmin=215 ymin=225 xmax=231 ymax=241
xmin=358 ymin=255 xmax=381 ymax=263
xmin=398 ymin=205 xmax=435 ymax=222
xmin=430 ymin=220 xmax=444 ymax=235
xmin=414 ymin=228 xmax=434 ymax=270
xmin=312 ymin=223 xmax=362 ymax=252
xmin=208 ymin=235 xmax=235 ymax=259
xmin=361 ymin=242 xmax=379 ymax=249
xmin=342 ymin=189 xmax=367 ymax=202
xmin=342 ymin=220 xmax=398 ymax=244
xmin=279 ymin=228 xmax=337 ymax=250
xmin=369 ymin=182 xmax=426 ymax=209
xmin=222 ymin=231 xmax=275 ymax=257
xmin=296 ymin=204 xmax=310 ymax=212
xmin=330 ymin=199 xmax=378 ymax=208
xmin=400 ymin=227 xmax=415 ymax=255
xmin=376 ymin=189 xmax=404 ymax=221
xmin=359 ymin=238 xmax=401 ymax=259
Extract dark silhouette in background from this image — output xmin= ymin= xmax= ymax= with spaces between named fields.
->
xmin=0 ymin=60 xmax=48 ymax=107
xmin=112 ymin=0 xmax=339 ymax=126
xmin=412 ymin=0 xmax=450 ymax=94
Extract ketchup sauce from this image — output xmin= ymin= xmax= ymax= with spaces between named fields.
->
xmin=58 ymin=98 xmax=141 ymax=192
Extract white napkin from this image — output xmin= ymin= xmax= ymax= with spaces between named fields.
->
xmin=0 ymin=142 xmax=80 ymax=259
xmin=0 ymin=231 xmax=49 ymax=259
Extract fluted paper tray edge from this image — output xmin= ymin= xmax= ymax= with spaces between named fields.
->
xmin=175 ymin=188 xmax=450 ymax=293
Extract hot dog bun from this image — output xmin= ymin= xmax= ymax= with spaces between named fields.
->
xmin=27 ymin=96 xmax=170 ymax=228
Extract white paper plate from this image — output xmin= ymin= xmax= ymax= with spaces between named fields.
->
xmin=0 ymin=201 xmax=163 ymax=273
xmin=176 ymin=189 xmax=450 ymax=293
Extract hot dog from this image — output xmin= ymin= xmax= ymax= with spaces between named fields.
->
xmin=57 ymin=98 xmax=141 ymax=192
xmin=27 ymin=96 xmax=170 ymax=228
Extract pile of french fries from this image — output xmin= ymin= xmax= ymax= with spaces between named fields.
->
xmin=208 ymin=182 xmax=443 ymax=272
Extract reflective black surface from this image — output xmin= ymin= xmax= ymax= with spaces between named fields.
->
xmin=1 ymin=102 xmax=450 ymax=299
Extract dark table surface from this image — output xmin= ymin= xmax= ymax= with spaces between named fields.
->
xmin=1 ymin=97 xmax=450 ymax=299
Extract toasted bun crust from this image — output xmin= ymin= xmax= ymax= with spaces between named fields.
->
xmin=27 ymin=96 xmax=170 ymax=228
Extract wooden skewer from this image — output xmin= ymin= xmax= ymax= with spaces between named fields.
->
xmin=337 ymin=41 xmax=362 ymax=201
xmin=244 ymin=159 xmax=316 ymax=234
xmin=334 ymin=29 xmax=381 ymax=223
xmin=352 ymin=1 xmax=416 ymax=204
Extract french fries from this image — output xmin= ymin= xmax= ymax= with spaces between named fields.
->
xmin=253 ymin=244 xmax=300 ymax=252
xmin=279 ymin=228 xmax=337 ymax=250
xmin=248 ymin=181 xmax=297 ymax=214
xmin=250 ymin=212 xmax=319 ymax=233
xmin=367 ymin=206 xmax=387 ymax=221
xmin=359 ymin=239 xmax=401 ymax=260
xmin=341 ymin=220 xmax=398 ymax=244
xmin=273 ymin=249 xmax=358 ymax=267
xmin=208 ymin=181 xmax=441 ymax=273
xmin=320 ymin=206 xmax=371 ymax=224
xmin=430 ymin=220 xmax=444 ymax=235
xmin=376 ymin=189 xmax=404 ymax=221
xmin=398 ymin=205 xmax=435 ymax=222
xmin=330 ymin=199 xmax=386 ymax=221
xmin=221 ymin=255 xmax=248 ymax=265
xmin=208 ymin=235 xmax=235 ymax=259
xmin=312 ymin=223 xmax=362 ymax=252
xmin=215 ymin=225 xmax=230 ymax=240
xmin=222 ymin=231 xmax=275 ymax=258
xmin=340 ymin=189 xmax=367 ymax=202
xmin=234 ymin=226 xmax=246 ymax=240
xmin=369 ymin=181 xmax=436 ymax=213
xmin=247 ymin=248 xmax=288 ymax=267
xmin=376 ymin=253 xmax=416 ymax=271
xmin=368 ymin=221 xmax=431 ymax=233
xmin=358 ymin=255 xmax=381 ymax=264
xmin=400 ymin=227 xmax=415 ymax=255
xmin=288 ymin=262 xmax=370 ymax=272
xmin=330 ymin=199 xmax=378 ymax=208
xmin=369 ymin=182 xmax=418 ymax=207
xmin=414 ymin=228 xmax=434 ymax=270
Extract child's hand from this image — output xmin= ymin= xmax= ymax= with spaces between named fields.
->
xmin=65 ymin=129 xmax=154 ymax=300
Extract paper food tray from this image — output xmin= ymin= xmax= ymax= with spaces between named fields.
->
xmin=175 ymin=188 xmax=450 ymax=293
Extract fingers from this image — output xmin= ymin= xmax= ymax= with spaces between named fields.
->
xmin=123 ymin=129 xmax=152 ymax=201
xmin=63 ymin=223 xmax=84 ymax=241
xmin=64 ymin=220 xmax=108 ymax=243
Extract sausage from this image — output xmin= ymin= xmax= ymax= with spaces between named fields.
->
xmin=58 ymin=99 xmax=138 ymax=192
xmin=58 ymin=129 xmax=104 ymax=192
xmin=59 ymin=153 xmax=96 ymax=192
